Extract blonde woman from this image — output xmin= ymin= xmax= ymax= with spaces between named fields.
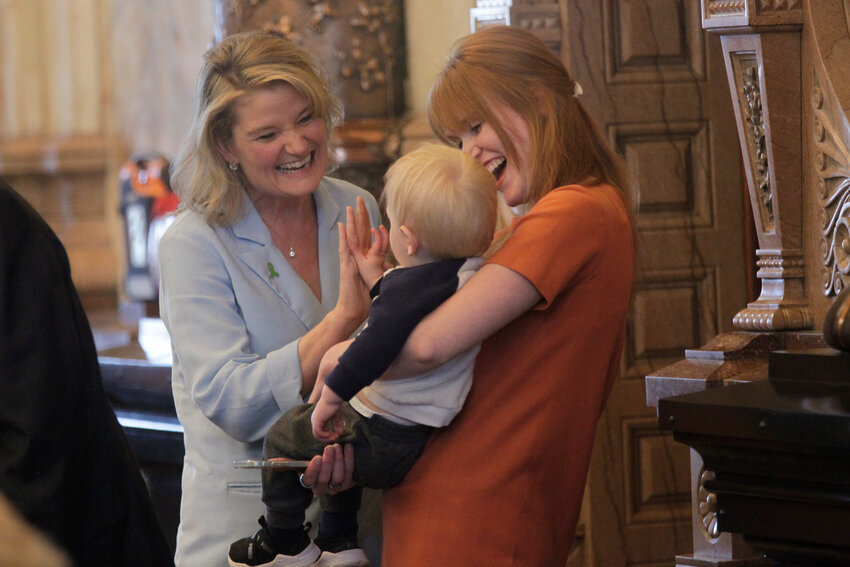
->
xmin=159 ymin=30 xmax=381 ymax=567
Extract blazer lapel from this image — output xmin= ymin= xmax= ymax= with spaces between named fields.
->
xmin=230 ymin=194 xmax=326 ymax=329
xmin=314 ymin=181 xmax=343 ymax=312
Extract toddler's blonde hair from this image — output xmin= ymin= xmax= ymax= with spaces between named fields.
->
xmin=383 ymin=143 xmax=498 ymax=260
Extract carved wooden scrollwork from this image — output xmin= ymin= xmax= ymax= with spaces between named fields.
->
xmin=705 ymin=0 xmax=801 ymax=16
xmin=705 ymin=0 xmax=745 ymax=16
xmin=212 ymin=0 xmax=405 ymax=120
xmin=733 ymin=54 xmax=774 ymax=232
xmin=812 ymin=75 xmax=850 ymax=296
xmin=758 ymin=0 xmax=802 ymax=12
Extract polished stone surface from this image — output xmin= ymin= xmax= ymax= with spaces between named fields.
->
xmin=659 ymin=349 xmax=850 ymax=565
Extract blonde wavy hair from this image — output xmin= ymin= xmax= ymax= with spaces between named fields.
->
xmin=170 ymin=30 xmax=342 ymax=226
xmin=427 ymin=25 xmax=634 ymax=215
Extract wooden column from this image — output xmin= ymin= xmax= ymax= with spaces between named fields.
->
xmin=710 ymin=18 xmax=811 ymax=333
xmin=646 ymin=1 xmax=812 ymax=565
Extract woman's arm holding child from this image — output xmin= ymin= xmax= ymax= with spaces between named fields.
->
xmin=388 ymin=262 xmax=542 ymax=377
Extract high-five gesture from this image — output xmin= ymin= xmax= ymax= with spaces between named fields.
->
xmin=344 ymin=198 xmax=390 ymax=289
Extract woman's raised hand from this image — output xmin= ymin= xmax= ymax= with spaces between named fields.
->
xmin=333 ymin=195 xmax=387 ymax=326
xmin=334 ymin=221 xmax=371 ymax=327
xmin=346 ymin=196 xmax=373 ymax=251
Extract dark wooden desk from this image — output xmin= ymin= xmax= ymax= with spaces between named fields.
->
xmin=658 ymin=350 xmax=850 ymax=566
xmin=98 ymin=341 xmax=182 ymax=554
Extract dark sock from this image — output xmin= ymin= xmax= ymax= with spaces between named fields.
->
xmin=264 ymin=524 xmax=310 ymax=555
xmin=318 ymin=510 xmax=359 ymax=540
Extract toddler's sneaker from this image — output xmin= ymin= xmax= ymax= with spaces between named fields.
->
xmin=228 ymin=517 xmax=320 ymax=567
xmin=313 ymin=535 xmax=370 ymax=567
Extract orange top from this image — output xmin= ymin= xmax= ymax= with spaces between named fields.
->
xmin=381 ymin=184 xmax=635 ymax=566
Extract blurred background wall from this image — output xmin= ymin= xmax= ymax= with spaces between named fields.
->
xmin=0 ymin=0 xmax=474 ymax=310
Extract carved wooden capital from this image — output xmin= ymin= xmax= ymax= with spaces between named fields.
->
xmin=702 ymin=0 xmax=802 ymax=31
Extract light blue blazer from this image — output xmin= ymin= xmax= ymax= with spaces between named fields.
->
xmin=158 ymin=177 xmax=381 ymax=567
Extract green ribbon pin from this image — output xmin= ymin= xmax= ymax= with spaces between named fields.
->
xmin=267 ymin=262 xmax=280 ymax=279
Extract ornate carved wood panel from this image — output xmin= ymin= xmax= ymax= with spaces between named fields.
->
xmin=806 ymin=1 xmax=850 ymax=316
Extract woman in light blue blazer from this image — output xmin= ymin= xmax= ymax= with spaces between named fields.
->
xmin=159 ymin=31 xmax=382 ymax=567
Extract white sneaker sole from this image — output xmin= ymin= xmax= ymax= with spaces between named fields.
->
xmin=228 ymin=542 xmax=322 ymax=567
xmin=312 ymin=548 xmax=370 ymax=567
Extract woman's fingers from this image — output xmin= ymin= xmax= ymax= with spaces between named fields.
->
xmin=355 ymin=196 xmax=371 ymax=248
xmin=338 ymin=222 xmax=351 ymax=256
xmin=301 ymin=444 xmax=356 ymax=496
xmin=336 ymin=223 xmax=369 ymax=321
xmin=325 ymin=444 xmax=344 ymax=486
xmin=300 ymin=455 xmax=323 ymax=488
xmin=312 ymin=445 xmax=341 ymax=494
xmin=343 ymin=443 xmax=355 ymax=484
xmin=345 ymin=206 xmax=359 ymax=251
xmin=337 ymin=224 xmax=355 ymax=289
xmin=345 ymin=197 xmax=373 ymax=252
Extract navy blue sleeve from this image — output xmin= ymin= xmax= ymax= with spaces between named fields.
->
xmin=324 ymin=258 xmax=466 ymax=401
xmin=368 ymin=276 xmax=383 ymax=300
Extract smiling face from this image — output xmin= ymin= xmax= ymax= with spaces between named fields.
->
xmin=217 ymin=81 xmax=328 ymax=203
xmin=448 ymin=102 xmax=531 ymax=207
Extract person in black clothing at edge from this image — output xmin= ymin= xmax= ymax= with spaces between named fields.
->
xmin=227 ymin=143 xmax=508 ymax=567
xmin=0 ymin=178 xmax=175 ymax=567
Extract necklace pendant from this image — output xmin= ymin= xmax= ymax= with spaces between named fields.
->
xmin=289 ymin=247 xmax=295 ymax=258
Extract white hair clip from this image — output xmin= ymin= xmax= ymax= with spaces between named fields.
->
xmin=573 ymin=81 xmax=583 ymax=98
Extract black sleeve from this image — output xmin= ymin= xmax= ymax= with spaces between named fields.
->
xmin=0 ymin=180 xmax=174 ymax=566
xmin=0 ymin=181 xmax=96 ymax=535
xmin=368 ymin=276 xmax=383 ymax=300
xmin=324 ymin=259 xmax=465 ymax=401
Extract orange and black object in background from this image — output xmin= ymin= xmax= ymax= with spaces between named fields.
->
xmin=119 ymin=155 xmax=180 ymax=302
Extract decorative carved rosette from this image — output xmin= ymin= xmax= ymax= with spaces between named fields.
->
xmin=697 ymin=468 xmax=721 ymax=543
xmin=812 ymin=78 xmax=850 ymax=297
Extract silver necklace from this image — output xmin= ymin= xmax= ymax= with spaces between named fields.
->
xmin=268 ymin=197 xmax=308 ymax=259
